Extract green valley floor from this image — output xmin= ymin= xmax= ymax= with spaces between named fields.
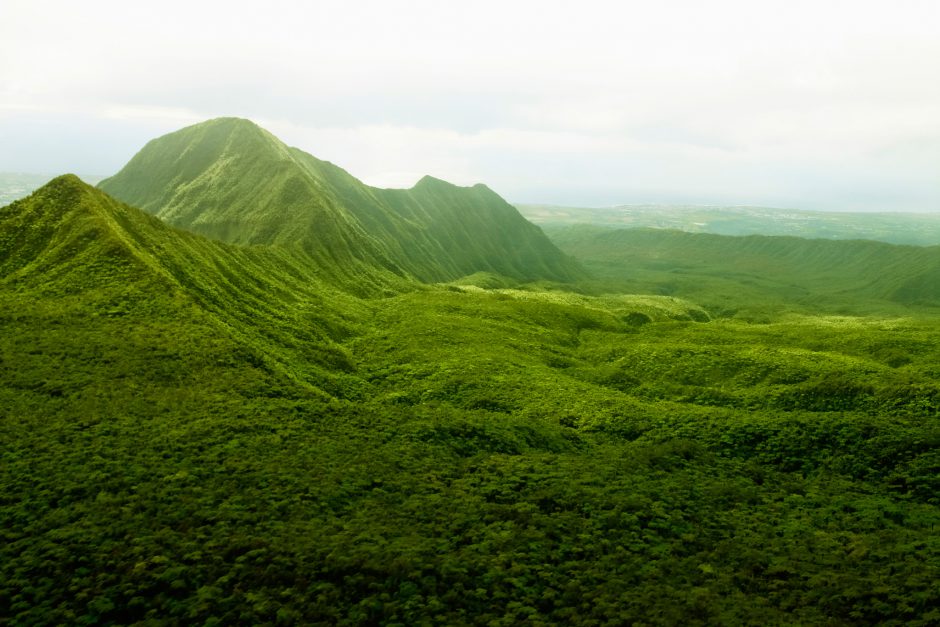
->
xmin=3 ymin=277 xmax=939 ymax=625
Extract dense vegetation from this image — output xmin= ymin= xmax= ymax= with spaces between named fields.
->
xmin=2 ymin=164 xmax=939 ymax=623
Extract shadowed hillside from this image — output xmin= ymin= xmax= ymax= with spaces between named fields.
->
xmin=99 ymin=118 xmax=584 ymax=283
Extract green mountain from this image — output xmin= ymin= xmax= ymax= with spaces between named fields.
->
xmin=0 ymin=174 xmax=376 ymax=398
xmin=99 ymin=118 xmax=583 ymax=283
xmin=4 ymin=177 xmax=940 ymax=624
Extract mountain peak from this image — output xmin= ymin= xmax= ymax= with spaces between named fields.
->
xmin=99 ymin=119 xmax=586 ymax=283
xmin=412 ymin=176 xmax=495 ymax=197
xmin=414 ymin=175 xmax=453 ymax=189
xmin=7 ymin=173 xmax=148 ymax=235
xmin=33 ymin=173 xmax=92 ymax=198
xmin=43 ymin=172 xmax=85 ymax=188
xmin=413 ymin=175 xmax=492 ymax=192
xmin=0 ymin=175 xmax=162 ymax=290
xmin=187 ymin=117 xmax=270 ymax=139
xmin=203 ymin=116 xmax=257 ymax=126
xmin=12 ymin=174 xmax=99 ymax=218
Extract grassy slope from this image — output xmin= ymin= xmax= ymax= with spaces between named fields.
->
xmin=547 ymin=225 xmax=940 ymax=316
xmin=97 ymin=119 xmax=408 ymax=284
xmin=100 ymin=118 xmax=584 ymax=284
xmin=374 ymin=176 xmax=584 ymax=282
xmin=1 ymin=178 xmax=939 ymax=624
xmin=0 ymin=175 xmax=381 ymax=399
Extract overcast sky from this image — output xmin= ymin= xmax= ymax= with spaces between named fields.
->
xmin=1 ymin=0 xmax=938 ymax=211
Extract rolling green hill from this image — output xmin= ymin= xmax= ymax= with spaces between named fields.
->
xmin=547 ymin=225 xmax=940 ymax=316
xmin=99 ymin=118 xmax=583 ymax=283
xmin=3 ymin=176 xmax=940 ymax=623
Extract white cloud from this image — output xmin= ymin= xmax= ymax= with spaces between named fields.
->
xmin=1 ymin=0 xmax=938 ymax=210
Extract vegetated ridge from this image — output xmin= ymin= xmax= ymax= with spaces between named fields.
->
xmin=99 ymin=118 xmax=584 ymax=283
xmin=3 ymin=145 xmax=940 ymax=623
xmin=0 ymin=174 xmax=375 ymax=398
xmin=547 ymin=225 xmax=940 ymax=315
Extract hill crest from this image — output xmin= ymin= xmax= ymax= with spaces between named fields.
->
xmin=1 ymin=174 xmax=192 ymax=291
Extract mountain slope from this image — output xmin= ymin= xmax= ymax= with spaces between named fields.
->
xmin=99 ymin=118 xmax=584 ymax=283
xmin=0 ymin=174 xmax=173 ymax=291
xmin=96 ymin=119 xmax=407 ymax=283
xmin=4 ymin=178 xmax=940 ymax=625
xmin=374 ymin=176 xmax=579 ymax=282
xmin=0 ymin=175 xmax=371 ymax=397
xmin=546 ymin=225 xmax=940 ymax=313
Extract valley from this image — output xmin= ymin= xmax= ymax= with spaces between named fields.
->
xmin=519 ymin=203 xmax=940 ymax=246
xmin=1 ymin=120 xmax=939 ymax=625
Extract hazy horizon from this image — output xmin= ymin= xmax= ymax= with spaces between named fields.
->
xmin=2 ymin=0 xmax=938 ymax=212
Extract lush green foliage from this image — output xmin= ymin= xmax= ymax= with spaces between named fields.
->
xmin=99 ymin=118 xmax=584 ymax=284
xmin=548 ymin=225 xmax=940 ymax=316
xmin=2 ymin=176 xmax=939 ymax=624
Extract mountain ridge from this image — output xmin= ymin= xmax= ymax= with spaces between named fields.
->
xmin=0 ymin=174 xmax=376 ymax=396
xmin=0 ymin=174 xmax=172 ymax=290
xmin=100 ymin=118 xmax=585 ymax=283
xmin=4 ymin=162 xmax=940 ymax=625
